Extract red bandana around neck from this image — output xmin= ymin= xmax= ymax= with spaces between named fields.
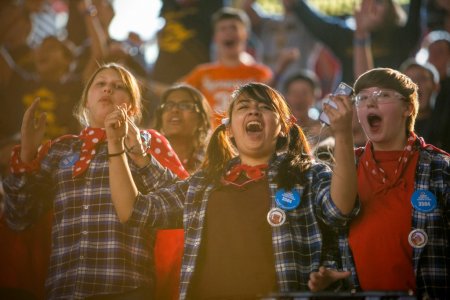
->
xmin=222 ymin=163 xmax=268 ymax=187
xmin=73 ymin=127 xmax=106 ymax=178
xmin=360 ymin=132 xmax=418 ymax=187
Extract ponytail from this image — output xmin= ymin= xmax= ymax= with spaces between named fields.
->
xmin=275 ymin=124 xmax=312 ymax=190
xmin=201 ymin=124 xmax=236 ymax=184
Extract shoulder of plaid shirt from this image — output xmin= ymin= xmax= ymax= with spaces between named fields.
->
xmin=350 ymin=137 xmax=450 ymax=298
xmin=125 ymin=152 xmax=361 ymax=299
xmin=2 ymin=128 xmax=188 ymax=299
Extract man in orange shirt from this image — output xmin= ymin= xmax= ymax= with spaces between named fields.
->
xmin=182 ymin=7 xmax=272 ymax=126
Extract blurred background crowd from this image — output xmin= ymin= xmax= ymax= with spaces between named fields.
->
xmin=0 ymin=0 xmax=450 ymax=298
xmin=1 ymin=0 xmax=449 ymax=145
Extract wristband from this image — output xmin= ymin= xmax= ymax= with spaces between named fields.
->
xmin=85 ymin=5 xmax=98 ymax=17
xmin=124 ymin=131 xmax=151 ymax=156
xmin=125 ymin=144 xmax=147 ymax=157
xmin=353 ymin=37 xmax=371 ymax=47
xmin=108 ymin=149 xmax=125 ymax=158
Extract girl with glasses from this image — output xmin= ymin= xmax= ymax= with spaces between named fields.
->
xmin=155 ymin=84 xmax=212 ymax=174
xmin=152 ymin=84 xmax=212 ymax=300
xmin=346 ymin=67 xmax=449 ymax=298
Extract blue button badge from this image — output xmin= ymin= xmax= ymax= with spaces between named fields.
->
xmin=275 ymin=189 xmax=300 ymax=211
xmin=59 ymin=153 xmax=80 ymax=168
xmin=411 ymin=190 xmax=437 ymax=213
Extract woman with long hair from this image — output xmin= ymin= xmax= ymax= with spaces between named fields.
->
xmin=108 ymin=82 xmax=358 ymax=299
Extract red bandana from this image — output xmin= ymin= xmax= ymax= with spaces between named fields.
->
xmin=9 ymin=128 xmax=190 ymax=181
xmin=359 ymin=132 xmax=418 ymax=188
xmin=147 ymin=129 xmax=189 ymax=179
xmin=222 ymin=163 xmax=268 ymax=187
xmin=73 ymin=127 xmax=106 ymax=178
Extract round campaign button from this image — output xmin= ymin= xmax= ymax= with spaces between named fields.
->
xmin=267 ymin=207 xmax=286 ymax=227
xmin=59 ymin=153 xmax=80 ymax=168
xmin=408 ymin=229 xmax=428 ymax=249
xmin=411 ymin=190 xmax=437 ymax=213
xmin=275 ymin=189 xmax=300 ymax=211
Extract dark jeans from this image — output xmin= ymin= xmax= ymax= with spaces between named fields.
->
xmin=84 ymin=287 xmax=153 ymax=300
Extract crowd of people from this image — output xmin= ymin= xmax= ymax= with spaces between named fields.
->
xmin=0 ymin=0 xmax=449 ymax=299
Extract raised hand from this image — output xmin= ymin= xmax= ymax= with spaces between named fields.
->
xmin=323 ymin=94 xmax=354 ymax=136
xmin=20 ymin=98 xmax=47 ymax=163
xmin=308 ymin=266 xmax=351 ymax=292
xmin=105 ymin=103 xmax=128 ymax=154
xmin=275 ymin=47 xmax=301 ymax=74
xmin=354 ymin=0 xmax=380 ymax=34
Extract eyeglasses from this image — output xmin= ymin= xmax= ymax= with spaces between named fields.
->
xmin=354 ymin=89 xmax=406 ymax=107
xmin=161 ymin=101 xmax=198 ymax=112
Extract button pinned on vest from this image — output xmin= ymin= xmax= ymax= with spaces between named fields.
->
xmin=411 ymin=190 xmax=437 ymax=213
xmin=267 ymin=207 xmax=286 ymax=227
xmin=275 ymin=188 xmax=300 ymax=211
xmin=408 ymin=229 xmax=428 ymax=249
xmin=60 ymin=153 xmax=80 ymax=168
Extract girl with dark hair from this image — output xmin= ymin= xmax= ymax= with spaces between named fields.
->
xmin=109 ymin=82 xmax=358 ymax=299
xmin=152 ymin=84 xmax=212 ymax=299
xmin=154 ymin=84 xmax=212 ymax=174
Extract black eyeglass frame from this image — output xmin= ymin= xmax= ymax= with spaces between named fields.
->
xmin=160 ymin=101 xmax=200 ymax=113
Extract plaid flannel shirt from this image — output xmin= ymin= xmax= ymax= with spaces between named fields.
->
xmin=128 ymin=153 xmax=359 ymax=300
xmin=343 ymin=139 xmax=450 ymax=299
xmin=3 ymin=137 xmax=177 ymax=299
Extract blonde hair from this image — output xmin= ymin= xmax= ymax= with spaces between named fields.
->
xmin=73 ymin=63 xmax=142 ymax=127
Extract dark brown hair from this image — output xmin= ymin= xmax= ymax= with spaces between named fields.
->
xmin=201 ymin=82 xmax=312 ymax=189
xmin=155 ymin=83 xmax=212 ymax=162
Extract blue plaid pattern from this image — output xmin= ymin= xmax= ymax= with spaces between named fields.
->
xmin=128 ymin=154 xmax=359 ymax=299
xmin=344 ymin=142 xmax=450 ymax=299
xmin=3 ymin=137 xmax=176 ymax=299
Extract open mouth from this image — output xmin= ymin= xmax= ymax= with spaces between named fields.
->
xmin=246 ymin=121 xmax=263 ymax=133
xmin=168 ymin=116 xmax=181 ymax=124
xmin=99 ymin=96 xmax=112 ymax=104
xmin=223 ymin=39 xmax=236 ymax=48
xmin=367 ymin=113 xmax=382 ymax=129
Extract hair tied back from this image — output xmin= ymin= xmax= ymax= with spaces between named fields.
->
xmin=221 ymin=118 xmax=230 ymax=126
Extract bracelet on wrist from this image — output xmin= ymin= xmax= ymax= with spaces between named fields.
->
xmin=124 ymin=131 xmax=151 ymax=157
xmin=85 ymin=5 xmax=98 ymax=17
xmin=353 ymin=36 xmax=371 ymax=47
xmin=124 ymin=143 xmax=147 ymax=156
xmin=108 ymin=149 xmax=125 ymax=158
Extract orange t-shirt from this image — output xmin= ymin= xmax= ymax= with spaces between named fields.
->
xmin=182 ymin=62 xmax=272 ymax=126
xmin=349 ymin=150 xmax=419 ymax=292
